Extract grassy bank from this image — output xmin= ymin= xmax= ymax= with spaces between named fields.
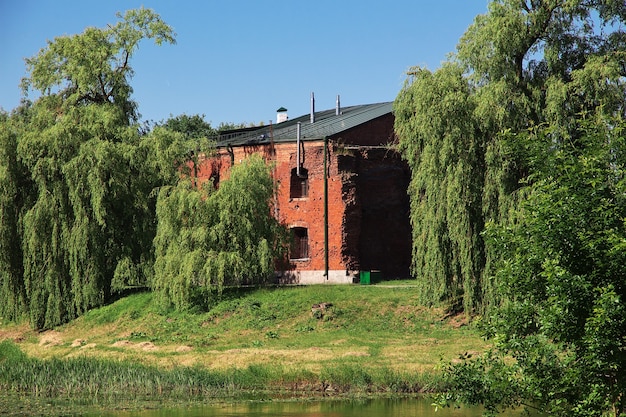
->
xmin=0 ymin=339 xmax=440 ymax=399
xmin=0 ymin=283 xmax=486 ymax=408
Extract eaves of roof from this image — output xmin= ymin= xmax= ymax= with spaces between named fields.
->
xmin=216 ymin=101 xmax=393 ymax=147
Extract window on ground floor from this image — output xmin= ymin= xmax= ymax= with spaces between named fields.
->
xmin=290 ymin=227 xmax=309 ymax=260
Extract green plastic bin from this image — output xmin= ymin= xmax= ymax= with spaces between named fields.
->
xmin=359 ymin=271 xmax=370 ymax=285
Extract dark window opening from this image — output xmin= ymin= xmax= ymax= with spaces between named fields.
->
xmin=210 ymin=170 xmax=220 ymax=189
xmin=290 ymin=227 xmax=309 ymax=260
xmin=290 ymin=167 xmax=308 ymax=198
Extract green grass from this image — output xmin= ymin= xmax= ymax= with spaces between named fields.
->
xmin=74 ymin=284 xmax=451 ymax=346
xmin=0 ymin=282 xmax=486 ymax=405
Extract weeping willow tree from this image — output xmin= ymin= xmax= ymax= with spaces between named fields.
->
xmin=394 ymin=64 xmax=487 ymax=312
xmin=394 ymin=0 xmax=626 ymax=314
xmin=0 ymin=110 xmax=29 ymax=322
xmin=153 ymin=154 xmax=288 ymax=311
xmin=0 ymin=8 xmax=176 ymax=329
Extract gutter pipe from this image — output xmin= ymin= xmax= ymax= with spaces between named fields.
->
xmin=324 ymin=136 xmax=329 ymax=279
xmin=296 ymin=122 xmax=301 ymax=176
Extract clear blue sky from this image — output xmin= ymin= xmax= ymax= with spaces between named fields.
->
xmin=1 ymin=1 xmax=489 ymax=126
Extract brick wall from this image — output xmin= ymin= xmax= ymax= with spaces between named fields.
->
xmin=193 ymin=113 xmax=412 ymax=283
xmin=338 ymin=148 xmax=411 ymax=278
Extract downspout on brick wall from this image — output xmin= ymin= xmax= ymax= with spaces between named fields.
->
xmin=296 ymin=122 xmax=301 ymax=176
xmin=227 ymin=144 xmax=234 ymax=166
xmin=324 ymin=136 xmax=329 ymax=279
xmin=269 ymin=121 xmax=279 ymax=219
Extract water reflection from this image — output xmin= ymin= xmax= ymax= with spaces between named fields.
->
xmin=105 ymin=397 xmax=518 ymax=417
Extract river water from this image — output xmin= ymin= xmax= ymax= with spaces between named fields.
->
xmin=97 ymin=398 xmax=531 ymax=417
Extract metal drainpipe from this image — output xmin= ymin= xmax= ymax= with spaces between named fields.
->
xmin=227 ymin=144 xmax=234 ymax=166
xmin=296 ymin=122 xmax=301 ymax=176
xmin=324 ymin=136 xmax=329 ymax=279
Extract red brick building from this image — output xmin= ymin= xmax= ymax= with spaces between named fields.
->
xmin=195 ymin=101 xmax=411 ymax=284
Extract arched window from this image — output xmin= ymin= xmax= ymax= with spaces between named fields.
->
xmin=290 ymin=227 xmax=309 ymax=260
xmin=290 ymin=167 xmax=308 ymax=199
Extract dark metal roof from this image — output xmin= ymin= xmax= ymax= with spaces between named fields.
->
xmin=216 ymin=101 xmax=393 ymax=147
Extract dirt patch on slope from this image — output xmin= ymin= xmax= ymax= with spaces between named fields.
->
xmin=39 ymin=331 xmax=63 ymax=348
xmin=0 ymin=323 xmax=30 ymax=343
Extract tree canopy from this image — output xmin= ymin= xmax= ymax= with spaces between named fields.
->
xmin=441 ymin=115 xmax=626 ymax=417
xmin=394 ymin=0 xmax=626 ymax=313
xmin=0 ymin=8 xmax=289 ymax=329
xmin=0 ymin=8 xmax=177 ymax=329
xmin=21 ymin=7 xmax=175 ymax=122
xmin=394 ymin=0 xmax=626 ymax=415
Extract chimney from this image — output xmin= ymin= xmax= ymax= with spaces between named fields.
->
xmin=310 ymin=92 xmax=315 ymax=123
xmin=276 ymin=107 xmax=288 ymax=123
xmin=336 ymin=94 xmax=341 ymax=115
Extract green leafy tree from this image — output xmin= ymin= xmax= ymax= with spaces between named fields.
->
xmin=0 ymin=8 xmax=176 ymax=329
xmin=152 ymin=178 xmax=211 ymax=310
xmin=205 ymin=154 xmax=287 ymax=287
xmin=0 ymin=107 xmax=32 ymax=322
xmin=158 ymin=114 xmax=217 ymax=184
xmin=394 ymin=0 xmax=626 ymax=313
xmin=21 ymin=8 xmax=175 ymax=121
xmin=413 ymin=0 xmax=626 ymax=415
xmin=161 ymin=114 xmax=217 ymax=140
xmin=394 ymin=64 xmax=487 ymax=312
xmin=441 ymin=116 xmax=626 ymax=417
xmin=153 ymin=154 xmax=287 ymax=311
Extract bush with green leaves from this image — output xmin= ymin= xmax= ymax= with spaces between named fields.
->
xmin=441 ymin=117 xmax=626 ymax=416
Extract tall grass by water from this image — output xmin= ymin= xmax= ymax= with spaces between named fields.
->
xmin=0 ymin=339 xmax=444 ymax=401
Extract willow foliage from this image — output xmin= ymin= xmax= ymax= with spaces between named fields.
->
xmin=15 ymin=97 xmax=163 ymax=329
xmin=394 ymin=64 xmax=486 ymax=311
xmin=0 ymin=112 xmax=29 ymax=322
xmin=0 ymin=9 xmax=176 ymax=329
xmin=417 ymin=1 xmax=626 ymax=414
xmin=394 ymin=0 xmax=626 ymax=313
xmin=153 ymin=154 xmax=287 ymax=311
xmin=442 ymin=116 xmax=626 ymax=417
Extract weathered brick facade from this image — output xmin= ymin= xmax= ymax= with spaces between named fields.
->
xmin=195 ymin=103 xmax=411 ymax=284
